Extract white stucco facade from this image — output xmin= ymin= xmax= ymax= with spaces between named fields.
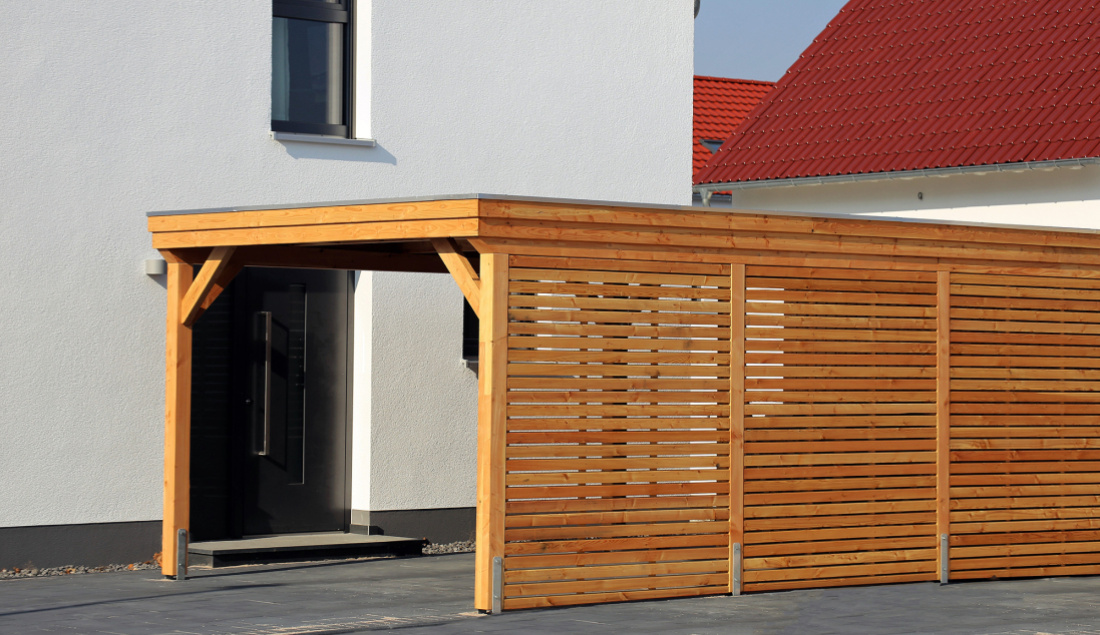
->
xmin=0 ymin=1 xmax=693 ymax=534
xmin=718 ymin=162 xmax=1100 ymax=231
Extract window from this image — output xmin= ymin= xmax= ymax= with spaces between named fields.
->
xmin=462 ymin=298 xmax=479 ymax=360
xmin=272 ymin=0 xmax=350 ymax=137
xmin=700 ymin=139 xmax=724 ymax=154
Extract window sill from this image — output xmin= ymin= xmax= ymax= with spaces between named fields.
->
xmin=271 ymin=131 xmax=377 ymax=147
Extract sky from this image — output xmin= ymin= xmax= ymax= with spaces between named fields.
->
xmin=694 ymin=0 xmax=850 ymax=81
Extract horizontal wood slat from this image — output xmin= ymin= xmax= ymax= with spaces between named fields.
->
xmin=496 ymin=261 xmax=1100 ymax=609
xmin=949 ymin=272 xmax=1100 ymax=579
xmin=503 ymin=257 xmax=731 ymax=608
xmin=741 ymin=265 xmax=939 ymax=591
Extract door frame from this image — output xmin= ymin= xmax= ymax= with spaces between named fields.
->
xmin=341 ymin=270 xmax=356 ymax=533
xmin=189 ymin=267 xmax=356 ymax=540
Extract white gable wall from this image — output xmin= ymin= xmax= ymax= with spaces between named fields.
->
xmin=723 ymin=163 xmax=1100 ymax=231
xmin=0 ymin=1 xmax=693 ymax=532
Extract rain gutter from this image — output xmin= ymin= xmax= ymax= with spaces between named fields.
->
xmin=693 ymin=157 xmax=1100 ymax=205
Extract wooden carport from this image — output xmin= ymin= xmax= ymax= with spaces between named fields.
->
xmin=150 ymin=195 xmax=1100 ymax=611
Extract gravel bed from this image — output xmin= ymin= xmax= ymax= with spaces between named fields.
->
xmin=422 ymin=540 xmax=475 ymax=555
xmin=0 ymin=561 xmax=160 ymax=580
xmin=1 ymin=542 xmax=472 ymax=579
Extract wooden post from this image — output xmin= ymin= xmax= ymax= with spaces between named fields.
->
xmin=729 ymin=264 xmax=746 ymax=595
xmin=163 ymin=262 xmax=193 ymax=577
xmin=935 ymin=269 xmax=951 ymax=583
xmin=475 ymin=252 xmax=508 ymax=611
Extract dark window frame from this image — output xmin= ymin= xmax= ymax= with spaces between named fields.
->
xmin=462 ymin=298 xmax=479 ymax=360
xmin=701 ymin=139 xmax=724 ymax=153
xmin=272 ymin=0 xmax=352 ymax=138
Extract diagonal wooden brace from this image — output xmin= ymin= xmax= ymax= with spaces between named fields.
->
xmin=180 ymin=246 xmax=239 ymax=328
xmin=432 ymin=238 xmax=482 ymax=317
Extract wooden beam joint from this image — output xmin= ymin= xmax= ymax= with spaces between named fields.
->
xmin=432 ymin=238 xmax=482 ymax=317
xmin=180 ymin=246 xmax=239 ymax=328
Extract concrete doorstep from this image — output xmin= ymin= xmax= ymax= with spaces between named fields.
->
xmin=188 ymin=532 xmax=425 ymax=568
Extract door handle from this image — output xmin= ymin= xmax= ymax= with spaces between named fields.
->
xmin=255 ymin=310 xmax=272 ymax=457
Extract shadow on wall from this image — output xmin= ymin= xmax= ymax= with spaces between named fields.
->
xmin=277 ymin=140 xmax=397 ymax=165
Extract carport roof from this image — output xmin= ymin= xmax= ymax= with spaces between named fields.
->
xmin=148 ymin=193 xmax=1100 ymax=237
xmin=147 ymin=193 xmax=1100 ymax=279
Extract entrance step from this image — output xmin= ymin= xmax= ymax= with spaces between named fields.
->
xmin=189 ymin=532 xmax=426 ymax=568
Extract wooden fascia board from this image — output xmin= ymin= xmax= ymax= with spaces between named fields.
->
xmin=474 ymin=218 xmax=1100 ymax=268
xmin=432 ymin=238 xmax=482 ymax=318
xmin=147 ymin=198 xmax=480 ymax=233
xmin=469 ymin=236 xmax=1100 ymax=278
xmin=477 ymin=198 xmax=1100 ymax=258
xmin=180 ymin=246 xmax=238 ymax=328
xmin=148 ymin=198 xmax=481 ymax=250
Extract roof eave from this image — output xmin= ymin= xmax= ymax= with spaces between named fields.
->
xmin=694 ymin=157 xmax=1100 ymax=194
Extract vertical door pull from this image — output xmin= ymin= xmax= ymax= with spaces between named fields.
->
xmin=256 ymin=311 xmax=272 ymax=456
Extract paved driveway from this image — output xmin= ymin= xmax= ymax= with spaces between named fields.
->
xmin=1 ymin=553 xmax=1098 ymax=634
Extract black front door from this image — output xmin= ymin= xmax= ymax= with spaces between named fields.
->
xmin=191 ymin=268 xmax=350 ymax=539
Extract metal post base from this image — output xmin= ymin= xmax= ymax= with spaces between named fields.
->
xmin=732 ymin=542 xmax=742 ymax=596
xmin=491 ymin=557 xmax=503 ymax=613
xmin=939 ymin=533 xmax=949 ymax=585
xmin=176 ymin=528 xmax=188 ymax=581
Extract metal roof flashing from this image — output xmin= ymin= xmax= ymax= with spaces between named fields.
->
xmin=694 ymin=158 xmax=1100 ymax=193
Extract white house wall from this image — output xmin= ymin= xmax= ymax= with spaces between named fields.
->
xmin=725 ymin=163 xmax=1100 ymax=230
xmin=367 ymin=272 xmax=477 ymax=512
xmin=0 ymin=1 xmax=692 ymax=559
xmin=357 ymin=1 xmax=693 ymax=530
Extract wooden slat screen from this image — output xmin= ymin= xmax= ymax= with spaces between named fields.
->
xmin=502 ymin=255 xmax=733 ymax=609
xmin=949 ymin=272 xmax=1100 ymax=580
xmin=489 ymin=258 xmax=1100 ymax=609
xmin=741 ymin=265 xmax=940 ymax=591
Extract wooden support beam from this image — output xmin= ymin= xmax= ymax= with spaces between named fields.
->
xmin=241 ymin=245 xmax=449 ymax=272
xmin=160 ymin=246 xmax=450 ymax=273
xmin=180 ymin=246 xmax=238 ymax=328
xmin=151 ymin=217 xmax=479 ymax=249
xmin=159 ymin=250 xmax=193 ymax=265
xmin=163 ymin=262 xmax=193 ymax=577
xmin=194 ymin=261 xmax=243 ymax=323
xmin=936 ymin=269 xmax=951 ymax=583
xmin=729 ymin=264 xmax=746 ymax=596
xmin=432 ymin=238 xmax=482 ymax=317
xmin=475 ymin=252 xmax=508 ymax=611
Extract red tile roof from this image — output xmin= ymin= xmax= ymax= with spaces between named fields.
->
xmin=693 ymin=76 xmax=774 ymax=177
xmin=695 ymin=0 xmax=1100 ymax=186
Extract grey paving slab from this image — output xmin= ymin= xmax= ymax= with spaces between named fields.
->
xmin=0 ymin=553 xmax=1098 ymax=634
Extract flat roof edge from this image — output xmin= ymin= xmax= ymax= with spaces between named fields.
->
xmin=146 ymin=192 xmax=1100 ymax=238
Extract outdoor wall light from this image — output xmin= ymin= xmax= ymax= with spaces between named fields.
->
xmin=145 ymin=259 xmax=167 ymax=276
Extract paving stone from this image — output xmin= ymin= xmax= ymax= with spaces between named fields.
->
xmin=0 ymin=554 xmax=1098 ymax=634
